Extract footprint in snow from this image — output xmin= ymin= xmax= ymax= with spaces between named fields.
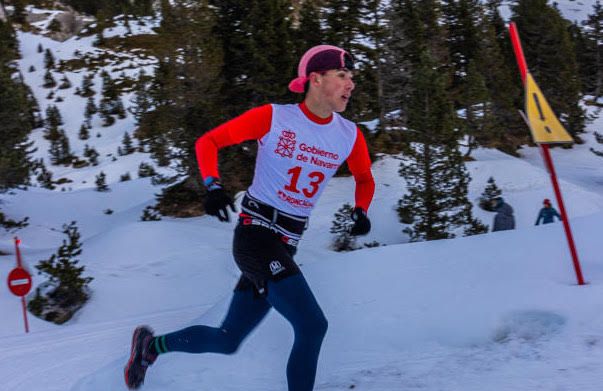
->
xmin=492 ymin=310 xmax=566 ymax=344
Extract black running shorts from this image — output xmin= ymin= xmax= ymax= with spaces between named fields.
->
xmin=232 ymin=219 xmax=300 ymax=296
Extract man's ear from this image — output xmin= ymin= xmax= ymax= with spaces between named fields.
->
xmin=308 ymin=72 xmax=321 ymax=88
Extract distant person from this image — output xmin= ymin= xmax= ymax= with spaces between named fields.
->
xmin=535 ymin=198 xmax=562 ymax=225
xmin=124 ymin=45 xmax=375 ymax=391
xmin=491 ymin=197 xmax=515 ymax=232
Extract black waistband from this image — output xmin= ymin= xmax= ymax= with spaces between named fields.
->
xmin=240 ymin=193 xmax=308 ymax=238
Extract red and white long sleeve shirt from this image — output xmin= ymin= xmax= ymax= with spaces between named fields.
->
xmin=195 ymin=102 xmax=375 ymax=217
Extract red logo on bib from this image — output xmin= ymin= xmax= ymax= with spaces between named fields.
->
xmin=275 ymin=130 xmax=296 ymax=158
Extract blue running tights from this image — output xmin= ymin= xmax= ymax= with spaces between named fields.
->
xmin=161 ymin=274 xmax=328 ymax=391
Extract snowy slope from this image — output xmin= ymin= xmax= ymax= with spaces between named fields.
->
xmin=70 ymin=211 xmax=603 ymax=391
xmin=2 ymin=3 xmax=603 ymax=391
xmin=2 ymin=144 xmax=603 ymax=391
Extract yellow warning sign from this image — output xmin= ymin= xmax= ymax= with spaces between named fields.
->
xmin=525 ymin=72 xmax=573 ymax=144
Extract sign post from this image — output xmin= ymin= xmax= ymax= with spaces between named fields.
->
xmin=7 ymin=237 xmax=32 ymax=333
xmin=508 ymin=22 xmax=585 ymax=285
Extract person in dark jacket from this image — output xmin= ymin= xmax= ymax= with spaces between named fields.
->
xmin=491 ymin=197 xmax=515 ymax=232
xmin=535 ymin=198 xmax=562 ymax=225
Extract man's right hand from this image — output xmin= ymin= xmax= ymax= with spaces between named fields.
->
xmin=350 ymin=207 xmax=371 ymax=236
xmin=204 ymin=180 xmax=236 ymax=222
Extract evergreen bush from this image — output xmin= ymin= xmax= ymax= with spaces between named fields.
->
xmin=330 ymin=203 xmax=357 ymax=252
xmin=479 ymin=176 xmax=502 ymax=211
xmin=141 ymin=205 xmax=162 ymax=221
xmin=28 ymin=221 xmax=93 ymax=324
xmin=95 ymin=171 xmax=109 ymax=191
xmin=138 ymin=162 xmax=156 ymax=178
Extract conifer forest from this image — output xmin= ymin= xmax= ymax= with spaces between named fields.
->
xmin=1 ymin=0 xmax=602 ymax=240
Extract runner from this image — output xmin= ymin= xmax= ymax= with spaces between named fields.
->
xmin=125 ymin=44 xmax=375 ymax=391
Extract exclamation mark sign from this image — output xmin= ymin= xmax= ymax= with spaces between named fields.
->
xmin=532 ymin=93 xmax=546 ymax=121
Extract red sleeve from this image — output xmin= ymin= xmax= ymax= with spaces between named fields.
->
xmin=346 ymin=127 xmax=375 ymax=212
xmin=195 ymin=104 xmax=272 ymax=180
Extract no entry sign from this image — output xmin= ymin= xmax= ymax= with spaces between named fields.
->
xmin=7 ymin=267 xmax=32 ymax=297
xmin=10 ymin=237 xmax=31 ymax=333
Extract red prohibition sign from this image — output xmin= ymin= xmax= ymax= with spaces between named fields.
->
xmin=7 ymin=267 xmax=32 ymax=297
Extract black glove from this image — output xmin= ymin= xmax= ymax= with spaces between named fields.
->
xmin=204 ymin=181 xmax=236 ymax=222
xmin=350 ymin=207 xmax=371 ymax=236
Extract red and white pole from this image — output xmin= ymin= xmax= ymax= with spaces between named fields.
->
xmin=508 ymin=22 xmax=585 ymax=285
xmin=13 ymin=237 xmax=30 ymax=333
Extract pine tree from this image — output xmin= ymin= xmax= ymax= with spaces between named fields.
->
xmin=322 ymin=0 xmax=386 ymax=121
xmin=44 ymin=105 xmax=63 ymax=133
xmin=78 ymin=124 xmax=90 ymax=140
xmin=141 ymin=205 xmax=162 ymax=221
xmin=44 ymin=48 xmax=55 ymax=69
xmin=121 ymin=132 xmax=135 ymax=155
xmin=0 ymin=20 xmax=34 ymax=191
xmin=58 ymin=74 xmax=72 ymax=89
xmin=463 ymin=217 xmax=489 ymax=236
xmin=591 ymin=131 xmax=603 ymax=157
xmin=581 ymin=0 xmax=603 ymax=98
xmin=148 ymin=134 xmax=170 ymax=167
xmin=95 ymin=171 xmax=109 ymax=191
xmin=443 ymin=0 xmax=486 ymax=148
xmin=324 ymin=0 xmax=362 ymax=49
xmin=459 ymin=60 xmax=496 ymax=157
xmin=479 ymin=176 xmax=502 ymax=211
xmin=31 ymin=221 xmax=93 ymax=321
xmin=398 ymin=51 xmax=485 ymax=241
xmin=59 ymin=129 xmax=72 ymax=165
xmin=330 ymin=203 xmax=358 ymax=252
xmin=36 ymin=160 xmax=55 ymax=190
xmin=380 ymin=0 xmax=414 ymax=135
xmin=366 ymin=0 xmax=390 ymax=125
xmin=94 ymin=28 xmax=105 ymax=47
xmin=99 ymin=102 xmax=115 ymax=126
xmin=443 ymin=0 xmax=526 ymax=154
xmin=138 ymin=162 xmax=157 ymax=178
xmin=11 ymin=0 xmax=27 ymax=25
xmin=512 ymin=0 xmax=585 ymax=137
xmin=294 ymin=0 xmax=323 ymax=56
xmin=129 ymin=69 xmax=152 ymax=123
xmin=43 ymin=69 xmax=57 ymax=88
xmin=84 ymin=96 xmax=96 ymax=126
xmin=49 ymin=129 xmax=73 ymax=165
xmin=80 ymin=73 xmax=95 ymax=97
xmin=380 ymin=0 xmax=449 ymax=137
xmin=442 ymin=0 xmax=483 ymax=94
xmin=474 ymin=8 xmax=526 ymax=153
xmin=115 ymin=98 xmax=126 ymax=119
xmin=99 ymin=72 xmax=123 ymax=126
xmin=212 ymin=0 xmax=295 ymax=116
xmin=138 ymin=1 xmax=229 ymax=215
xmin=83 ymin=144 xmax=99 ymax=166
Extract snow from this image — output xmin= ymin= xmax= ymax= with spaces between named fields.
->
xmin=2 ymin=4 xmax=603 ymax=391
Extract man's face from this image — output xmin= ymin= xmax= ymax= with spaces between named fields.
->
xmin=312 ymin=69 xmax=355 ymax=113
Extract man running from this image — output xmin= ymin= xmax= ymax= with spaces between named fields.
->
xmin=125 ymin=44 xmax=375 ymax=391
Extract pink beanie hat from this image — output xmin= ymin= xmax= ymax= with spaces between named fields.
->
xmin=288 ymin=44 xmax=354 ymax=93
